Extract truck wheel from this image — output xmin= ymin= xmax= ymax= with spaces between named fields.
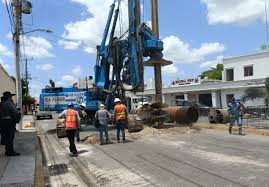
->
xmin=37 ymin=116 xmax=40 ymax=120
xmin=49 ymin=115 xmax=53 ymax=119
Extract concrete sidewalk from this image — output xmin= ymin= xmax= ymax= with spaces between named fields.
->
xmin=0 ymin=115 xmax=43 ymax=187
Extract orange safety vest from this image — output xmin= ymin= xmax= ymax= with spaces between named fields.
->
xmin=115 ymin=104 xmax=126 ymax=121
xmin=65 ymin=109 xmax=77 ymax=129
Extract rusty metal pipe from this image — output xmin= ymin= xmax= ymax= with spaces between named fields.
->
xmin=162 ymin=106 xmax=199 ymax=123
xmin=208 ymin=108 xmax=230 ymax=124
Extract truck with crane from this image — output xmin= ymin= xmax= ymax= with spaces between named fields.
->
xmin=39 ymin=0 xmax=168 ymax=119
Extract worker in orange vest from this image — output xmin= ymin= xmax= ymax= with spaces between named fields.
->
xmin=59 ymin=103 xmax=80 ymax=157
xmin=113 ymin=98 xmax=128 ymax=143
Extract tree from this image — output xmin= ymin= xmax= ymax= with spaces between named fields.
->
xmin=200 ymin=64 xmax=223 ymax=80
xmin=242 ymin=87 xmax=265 ymax=102
xmin=22 ymin=95 xmax=35 ymax=106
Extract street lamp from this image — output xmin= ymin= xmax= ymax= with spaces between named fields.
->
xmin=21 ymin=29 xmax=52 ymax=35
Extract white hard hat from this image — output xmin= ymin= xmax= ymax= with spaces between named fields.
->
xmin=80 ymin=103 xmax=86 ymax=108
xmin=114 ymin=98 xmax=121 ymax=103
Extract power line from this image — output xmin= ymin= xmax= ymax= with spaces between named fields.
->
xmin=4 ymin=0 xmax=14 ymax=33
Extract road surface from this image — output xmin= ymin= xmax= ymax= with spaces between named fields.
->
xmin=37 ymin=113 xmax=269 ymax=187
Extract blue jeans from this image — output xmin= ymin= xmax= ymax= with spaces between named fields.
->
xmin=229 ymin=116 xmax=242 ymax=127
xmin=116 ymin=121 xmax=125 ymax=141
xmin=99 ymin=125 xmax=109 ymax=144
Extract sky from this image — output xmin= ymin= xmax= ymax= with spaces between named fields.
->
xmin=0 ymin=0 xmax=268 ymax=98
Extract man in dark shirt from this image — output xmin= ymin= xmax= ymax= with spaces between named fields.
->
xmin=0 ymin=91 xmax=21 ymax=156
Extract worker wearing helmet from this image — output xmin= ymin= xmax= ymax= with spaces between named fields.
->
xmin=76 ymin=103 xmax=87 ymax=142
xmin=228 ymin=98 xmax=243 ymax=135
xmin=113 ymin=98 xmax=128 ymax=143
xmin=59 ymin=103 xmax=80 ymax=156
xmin=95 ymin=103 xmax=111 ymax=145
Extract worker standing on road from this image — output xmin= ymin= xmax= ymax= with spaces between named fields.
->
xmin=113 ymin=98 xmax=128 ymax=143
xmin=0 ymin=91 xmax=21 ymax=156
xmin=59 ymin=103 xmax=80 ymax=157
xmin=95 ymin=104 xmax=111 ymax=145
xmin=228 ymin=98 xmax=243 ymax=135
xmin=76 ymin=103 xmax=87 ymax=142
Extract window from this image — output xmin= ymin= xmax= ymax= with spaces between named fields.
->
xmin=244 ymin=66 xmax=253 ymax=77
xmin=226 ymin=69 xmax=234 ymax=81
xmin=226 ymin=94 xmax=234 ymax=105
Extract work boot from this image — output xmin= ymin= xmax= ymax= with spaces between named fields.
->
xmin=238 ymin=128 xmax=243 ymax=136
xmin=229 ymin=127 xmax=232 ymax=134
xmin=69 ymin=152 xmax=78 ymax=157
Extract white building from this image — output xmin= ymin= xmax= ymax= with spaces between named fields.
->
xmin=128 ymin=51 xmax=269 ymax=109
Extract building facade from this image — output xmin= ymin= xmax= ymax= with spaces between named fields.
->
xmin=0 ymin=64 xmax=16 ymax=102
xmin=129 ymin=51 xmax=269 ymax=109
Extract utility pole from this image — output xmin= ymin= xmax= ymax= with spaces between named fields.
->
xmin=25 ymin=58 xmax=29 ymax=96
xmin=151 ymin=0 xmax=162 ymax=104
xmin=150 ymin=0 xmax=173 ymax=104
xmin=13 ymin=0 xmax=23 ymax=129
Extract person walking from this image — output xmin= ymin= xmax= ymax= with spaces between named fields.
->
xmin=75 ymin=103 xmax=87 ymax=142
xmin=95 ymin=104 xmax=111 ymax=145
xmin=113 ymin=98 xmax=128 ymax=143
xmin=59 ymin=103 xmax=80 ymax=157
xmin=0 ymin=91 xmax=21 ymax=156
xmin=228 ymin=98 xmax=243 ymax=135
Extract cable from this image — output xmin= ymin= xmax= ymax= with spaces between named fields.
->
xmin=4 ymin=0 xmax=14 ymax=33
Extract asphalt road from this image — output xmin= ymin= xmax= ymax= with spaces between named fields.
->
xmin=37 ymin=113 xmax=269 ymax=187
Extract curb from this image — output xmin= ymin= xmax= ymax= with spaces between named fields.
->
xmin=34 ymin=133 xmax=44 ymax=187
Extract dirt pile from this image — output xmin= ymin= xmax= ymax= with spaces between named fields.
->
xmin=83 ymin=134 xmax=121 ymax=145
xmin=129 ymin=125 xmax=199 ymax=140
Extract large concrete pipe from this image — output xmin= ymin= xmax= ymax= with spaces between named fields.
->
xmin=208 ymin=108 xmax=230 ymax=124
xmin=162 ymin=106 xmax=199 ymax=123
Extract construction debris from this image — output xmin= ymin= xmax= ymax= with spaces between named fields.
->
xmin=129 ymin=125 xmax=200 ymax=140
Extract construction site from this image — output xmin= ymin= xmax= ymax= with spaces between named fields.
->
xmin=1 ymin=0 xmax=269 ymax=186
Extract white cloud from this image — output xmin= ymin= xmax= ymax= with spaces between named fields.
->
xmin=55 ymin=81 xmax=64 ymax=87
xmin=201 ymin=0 xmax=264 ymax=25
xmin=0 ymin=43 xmax=12 ymax=56
xmin=72 ymin=65 xmax=82 ymax=75
xmin=61 ymin=75 xmax=76 ymax=82
xmin=163 ymin=35 xmax=225 ymax=64
xmin=63 ymin=0 xmax=129 ymax=55
xmin=36 ymin=64 xmax=55 ymax=71
xmin=58 ymin=40 xmax=81 ymax=50
xmin=0 ymin=58 xmax=10 ymax=70
xmin=162 ymin=64 xmax=178 ymax=75
xmin=6 ymin=32 xmax=12 ymax=40
xmin=21 ymin=36 xmax=54 ymax=59
xmin=200 ymin=56 xmax=223 ymax=68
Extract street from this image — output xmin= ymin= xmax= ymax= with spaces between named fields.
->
xmin=37 ymin=113 xmax=269 ymax=187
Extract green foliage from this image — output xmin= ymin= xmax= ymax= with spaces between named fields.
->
xmin=200 ymin=64 xmax=223 ymax=80
xmin=22 ymin=95 xmax=35 ymax=106
xmin=242 ymin=87 xmax=265 ymax=102
xmin=21 ymin=79 xmax=28 ymax=97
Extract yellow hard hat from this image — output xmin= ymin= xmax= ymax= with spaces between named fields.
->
xmin=99 ymin=104 xmax=105 ymax=108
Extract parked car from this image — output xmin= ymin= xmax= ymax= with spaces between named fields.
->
xmin=35 ymin=110 xmax=52 ymax=120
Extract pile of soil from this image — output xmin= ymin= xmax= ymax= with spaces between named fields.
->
xmin=129 ymin=125 xmax=199 ymax=140
xmin=82 ymin=134 xmax=120 ymax=145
